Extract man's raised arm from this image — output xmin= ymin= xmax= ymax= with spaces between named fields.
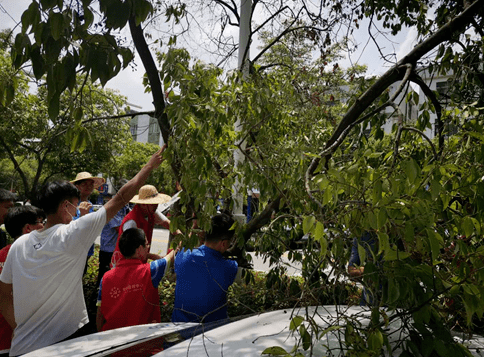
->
xmin=104 ymin=145 xmax=166 ymax=222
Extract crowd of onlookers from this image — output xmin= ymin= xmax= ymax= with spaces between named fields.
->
xmin=0 ymin=145 xmax=240 ymax=356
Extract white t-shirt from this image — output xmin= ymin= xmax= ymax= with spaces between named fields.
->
xmin=0 ymin=207 xmax=107 ymax=356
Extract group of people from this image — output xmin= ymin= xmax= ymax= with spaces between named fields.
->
xmin=0 ymin=145 xmax=240 ymax=356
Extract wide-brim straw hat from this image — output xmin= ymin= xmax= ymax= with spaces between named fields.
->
xmin=71 ymin=172 xmax=106 ymax=187
xmin=130 ymin=185 xmax=171 ymax=205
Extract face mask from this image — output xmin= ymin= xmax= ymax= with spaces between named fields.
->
xmin=65 ymin=200 xmax=78 ymax=220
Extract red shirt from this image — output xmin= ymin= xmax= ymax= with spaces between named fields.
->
xmin=110 ymin=205 xmax=155 ymax=268
xmin=0 ymin=244 xmax=13 ymax=351
xmin=101 ymin=259 xmax=161 ymax=331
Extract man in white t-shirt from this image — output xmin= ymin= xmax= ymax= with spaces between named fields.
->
xmin=0 ymin=146 xmax=166 ymax=356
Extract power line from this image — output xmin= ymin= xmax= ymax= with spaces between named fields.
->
xmin=0 ymin=3 xmax=18 ymax=25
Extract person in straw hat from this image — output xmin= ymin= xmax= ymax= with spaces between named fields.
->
xmin=71 ymin=172 xmax=106 ymax=275
xmin=110 ymin=184 xmax=175 ymax=269
xmin=71 ymin=172 xmax=105 ymax=215
xmin=0 ymin=146 xmax=165 ymax=356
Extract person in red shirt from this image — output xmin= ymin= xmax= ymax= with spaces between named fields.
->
xmin=96 ymin=228 xmax=179 ymax=331
xmin=0 ymin=205 xmax=45 ymax=357
xmin=110 ymin=185 xmax=176 ymax=268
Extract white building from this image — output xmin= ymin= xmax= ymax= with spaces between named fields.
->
xmin=129 ymin=113 xmax=165 ymax=146
xmin=381 ymin=68 xmax=455 ymax=139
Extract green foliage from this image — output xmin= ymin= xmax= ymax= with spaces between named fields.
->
xmin=0 ymin=39 xmax=130 ymax=199
xmin=108 ymin=140 xmax=176 ymax=194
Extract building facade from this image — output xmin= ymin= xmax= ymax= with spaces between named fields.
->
xmin=130 ymin=113 xmax=165 ymax=146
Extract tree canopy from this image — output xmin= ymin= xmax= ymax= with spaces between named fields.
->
xmin=0 ymin=30 xmax=131 ymax=199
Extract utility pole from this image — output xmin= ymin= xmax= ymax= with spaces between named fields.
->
xmin=232 ymin=0 xmax=251 ymax=224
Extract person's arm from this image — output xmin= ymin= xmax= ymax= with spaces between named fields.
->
xmin=164 ymin=241 xmax=182 ymax=266
xmin=96 ymin=306 xmax=105 ymax=332
xmin=154 ymin=212 xmax=182 ymax=235
xmin=0 ymin=281 xmax=16 ymax=329
xmin=104 ymin=145 xmax=166 ymax=222
xmin=148 ymin=253 xmax=162 ymax=261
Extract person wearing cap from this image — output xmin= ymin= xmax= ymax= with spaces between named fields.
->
xmin=96 ymin=228 xmax=180 ymax=332
xmin=0 ymin=146 xmax=165 ymax=356
xmin=71 ymin=172 xmax=106 ymax=273
xmin=0 ymin=206 xmax=45 ymax=357
xmin=110 ymin=185 xmax=173 ymax=269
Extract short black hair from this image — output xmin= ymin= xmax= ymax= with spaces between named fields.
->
xmin=119 ymin=228 xmax=146 ymax=258
xmin=204 ymin=213 xmax=235 ymax=243
xmin=4 ymin=205 xmax=46 ymax=239
xmin=33 ymin=181 xmax=80 ymax=215
xmin=0 ymin=188 xmax=16 ymax=203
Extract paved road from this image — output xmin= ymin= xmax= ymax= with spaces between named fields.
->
xmin=149 ymin=228 xmax=303 ymax=275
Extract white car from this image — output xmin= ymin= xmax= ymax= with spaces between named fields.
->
xmin=27 ymin=306 xmax=484 ymax=357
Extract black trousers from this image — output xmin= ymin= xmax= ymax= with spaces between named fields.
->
xmin=96 ymin=250 xmax=113 ymax=288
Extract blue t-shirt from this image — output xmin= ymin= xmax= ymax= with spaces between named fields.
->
xmin=97 ymin=258 xmax=168 ymax=304
xmin=172 ymin=245 xmax=238 ymax=323
xmin=100 ymin=206 xmax=129 ymax=253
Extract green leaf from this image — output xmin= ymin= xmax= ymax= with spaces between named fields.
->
xmin=73 ymin=107 xmax=83 ymax=122
xmin=299 ymin=325 xmax=311 ymax=351
xmin=50 ymin=13 xmax=64 ymax=40
xmin=357 ymin=243 xmax=366 ymax=265
xmin=289 ymin=316 xmax=304 ymax=331
xmin=319 ymin=236 xmax=328 ymax=258
xmin=302 ymin=216 xmax=315 ymax=235
xmin=462 ymin=216 xmax=474 ymax=238
xmin=426 ymin=230 xmax=442 ymax=264
xmin=48 ymin=93 xmax=60 ymax=119
xmin=372 ymin=178 xmax=382 ymax=204
xmin=313 ymin=221 xmax=324 ymax=240
xmin=471 ymin=217 xmax=481 ymax=235
xmin=377 ymin=208 xmax=387 ymax=229
xmin=402 ymin=158 xmax=418 ymax=183
xmin=5 ymin=83 xmax=15 ymax=106
xmin=261 ymin=346 xmax=290 ymax=356
xmin=368 ymin=329 xmax=383 ymax=351
xmin=377 ymin=232 xmax=389 ymax=255
xmin=384 ymin=249 xmax=410 ymax=261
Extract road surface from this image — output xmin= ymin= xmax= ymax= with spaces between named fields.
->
xmin=148 ymin=228 xmax=303 ymax=275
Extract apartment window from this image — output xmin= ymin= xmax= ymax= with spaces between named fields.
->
xmin=148 ymin=117 xmax=160 ymax=144
xmin=436 ymin=80 xmax=450 ymax=104
xmin=130 ymin=117 xmax=138 ymax=141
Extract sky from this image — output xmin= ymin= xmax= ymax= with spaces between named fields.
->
xmin=0 ymin=0 xmax=418 ymax=112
